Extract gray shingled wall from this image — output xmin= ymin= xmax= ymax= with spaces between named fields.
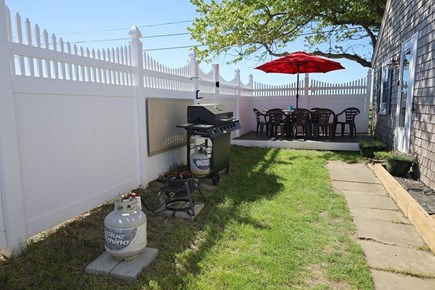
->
xmin=372 ymin=0 xmax=435 ymax=189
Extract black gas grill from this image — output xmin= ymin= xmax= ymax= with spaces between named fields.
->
xmin=187 ymin=104 xmax=236 ymax=125
xmin=177 ymin=104 xmax=241 ymax=185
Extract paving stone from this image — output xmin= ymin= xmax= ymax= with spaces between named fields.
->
xmin=110 ymin=248 xmax=159 ymax=280
xmin=360 ymin=241 xmax=435 ymax=278
xmin=354 ymin=217 xmax=426 ymax=248
xmin=85 ymin=250 xmax=120 ymax=276
xmin=341 ymin=190 xmax=398 ymax=210
xmin=348 ymin=207 xmax=410 ymax=224
xmin=371 ymin=269 xmax=435 ymax=290
xmin=329 ymin=169 xmax=382 ymax=184
xmin=327 ymin=161 xmax=435 ymax=287
xmin=339 ymin=187 xmax=387 ymax=197
xmin=332 ymin=180 xmax=387 ymax=194
xmin=327 ymin=161 xmax=368 ymax=171
xmin=85 ymin=247 xmax=159 ymax=280
xmin=158 ymin=203 xmax=204 ymax=220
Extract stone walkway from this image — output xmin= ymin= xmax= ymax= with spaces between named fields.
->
xmin=327 ymin=161 xmax=435 ymax=290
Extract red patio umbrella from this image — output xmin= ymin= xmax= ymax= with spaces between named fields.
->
xmin=255 ymin=51 xmax=345 ymax=108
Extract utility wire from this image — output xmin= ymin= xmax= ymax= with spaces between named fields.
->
xmin=143 ymin=45 xmax=206 ymax=52
xmin=63 ymin=25 xmax=364 ymax=51
xmin=68 ymin=26 xmax=363 ymax=45
xmin=58 ymin=20 xmax=193 ymax=35
xmin=70 ymin=32 xmax=190 ymax=44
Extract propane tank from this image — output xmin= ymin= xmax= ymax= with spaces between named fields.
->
xmin=190 ymin=146 xmax=210 ymax=176
xmin=104 ymin=193 xmax=147 ymax=260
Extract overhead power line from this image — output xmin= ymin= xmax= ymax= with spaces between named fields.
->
xmin=138 ymin=20 xmax=192 ymax=28
xmin=70 ymin=32 xmax=190 ymax=44
xmin=68 ymin=25 xmax=364 ymax=45
xmin=142 ymin=32 xmax=190 ymax=39
xmin=63 ymin=24 xmax=365 ymax=52
xmin=143 ymin=45 xmax=206 ymax=52
xmin=58 ymin=20 xmax=193 ymax=35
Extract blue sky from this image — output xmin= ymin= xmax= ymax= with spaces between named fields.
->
xmin=5 ymin=0 xmax=369 ymax=85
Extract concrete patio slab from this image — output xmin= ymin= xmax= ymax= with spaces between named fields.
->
xmin=327 ymin=161 xmax=369 ymax=171
xmin=341 ymin=190 xmax=398 ymax=210
xmin=85 ymin=247 xmax=159 ymax=280
xmin=158 ymin=203 xmax=204 ymax=220
xmin=327 ymin=161 xmax=435 ymax=288
xmin=353 ymin=217 xmax=426 ymax=248
xmin=340 ymin=188 xmax=386 ymax=197
xmin=109 ymin=248 xmax=159 ymax=280
xmin=331 ymin=180 xmax=387 ymax=193
xmin=348 ymin=207 xmax=410 ymax=224
xmin=328 ymin=168 xmax=382 ymax=184
xmin=370 ymin=163 xmax=435 ymax=253
xmin=360 ymin=240 xmax=435 ymax=278
xmin=85 ymin=250 xmax=119 ymax=275
xmin=231 ymin=138 xmax=358 ymax=151
xmin=371 ymin=269 xmax=435 ymax=290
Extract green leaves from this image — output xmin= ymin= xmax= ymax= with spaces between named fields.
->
xmin=189 ymin=0 xmax=386 ymax=67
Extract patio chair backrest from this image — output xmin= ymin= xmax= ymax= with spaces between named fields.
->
xmin=291 ymin=108 xmax=311 ymax=124
xmin=266 ymin=108 xmax=285 ymax=125
xmin=253 ymin=108 xmax=262 ymax=122
xmin=313 ymin=108 xmax=335 ymax=125
xmin=337 ymin=107 xmax=360 ymax=123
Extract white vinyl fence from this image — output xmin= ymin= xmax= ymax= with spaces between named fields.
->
xmin=0 ymin=1 xmax=370 ymax=255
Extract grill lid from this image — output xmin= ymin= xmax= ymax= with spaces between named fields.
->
xmin=187 ymin=104 xmax=235 ymax=125
xmin=177 ymin=120 xmax=241 ymax=138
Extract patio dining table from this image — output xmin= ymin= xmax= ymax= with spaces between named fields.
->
xmin=265 ymin=107 xmax=337 ymax=140
xmin=262 ymin=107 xmax=338 ymax=140
xmin=262 ymin=108 xmax=301 ymax=139
xmin=287 ymin=108 xmax=313 ymax=139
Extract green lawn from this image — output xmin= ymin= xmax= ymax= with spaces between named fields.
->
xmin=0 ymin=146 xmax=373 ymax=289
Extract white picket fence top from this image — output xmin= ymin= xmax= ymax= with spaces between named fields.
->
xmin=254 ymin=72 xmax=371 ymax=97
xmin=6 ymin=7 xmax=370 ymax=99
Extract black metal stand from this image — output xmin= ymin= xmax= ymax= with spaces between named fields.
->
xmin=159 ymin=178 xmax=204 ymax=216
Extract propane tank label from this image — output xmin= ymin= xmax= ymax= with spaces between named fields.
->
xmin=193 ymin=158 xmax=210 ymax=169
xmin=104 ymin=227 xmax=137 ymax=250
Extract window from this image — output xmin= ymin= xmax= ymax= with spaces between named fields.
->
xmin=377 ymin=63 xmax=393 ymax=115
xmin=398 ymin=50 xmax=411 ymax=128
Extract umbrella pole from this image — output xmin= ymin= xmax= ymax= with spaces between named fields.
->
xmin=296 ymin=73 xmax=299 ymax=109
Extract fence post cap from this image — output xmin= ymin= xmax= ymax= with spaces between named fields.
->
xmin=188 ymin=49 xmax=196 ymax=61
xmin=128 ymin=25 xmax=142 ymax=39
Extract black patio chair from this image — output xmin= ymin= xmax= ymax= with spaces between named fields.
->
xmin=290 ymin=108 xmax=311 ymax=140
xmin=335 ymin=107 xmax=360 ymax=137
xmin=311 ymin=108 xmax=336 ymax=140
xmin=266 ymin=108 xmax=286 ymax=138
xmin=253 ymin=108 xmax=269 ymax=136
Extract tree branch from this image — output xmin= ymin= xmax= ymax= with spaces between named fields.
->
xmin=362 ymin=25 xmax=378 ymax=49
xmin=312 ymin=50 xmax=371 ymax=67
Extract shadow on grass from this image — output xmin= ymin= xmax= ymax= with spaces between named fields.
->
xmin=0 ymin=146 xmax=284 ymax=289
xmin=0 ymin=146 xmax=363 ymax=289
xmin=137 ymin=145 xmax=285 ymax=288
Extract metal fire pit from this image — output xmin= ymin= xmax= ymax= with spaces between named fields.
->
xmin=160 ymin=174 xmax=204 ymax=216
